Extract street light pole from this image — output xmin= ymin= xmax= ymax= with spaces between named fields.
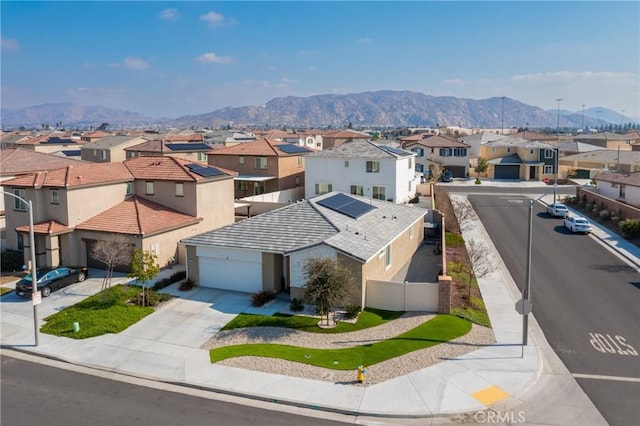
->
xmin=3 ymin=192 xmax=39 ymax=346
xmin=523 ymin=199 xmax=533 ymax=346
xmin=554 ymin=98 xmax=563 ymax=203
xmin=501 ymin=96 xmax=505 ymax=135
xmin=581 ymin=104 xmax=586 ymax=130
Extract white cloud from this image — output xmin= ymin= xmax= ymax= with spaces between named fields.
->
xmin=108 ymin=57 xmax=150 ymax=70
xmin=196 ymin=52 xmax=233 ymax=64
xmin=200 ymin=11 xmax=235 ymax=27
xmin=1 ymin=37 xmax=20 ymax=51
xmin=159 ymin=8 xmax=179 ymax=21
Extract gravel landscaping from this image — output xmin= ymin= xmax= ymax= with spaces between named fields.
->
xmin=202 ymin=312 xmax=496 ymax=384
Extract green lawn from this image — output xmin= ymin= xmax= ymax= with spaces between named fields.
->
xmin=210 ymin=315 xmax=471 ymax=369
xmin=40 ymin=285 xmax=154 ymax=339
xmin=221 ymin=307 xmax=404 ymax=334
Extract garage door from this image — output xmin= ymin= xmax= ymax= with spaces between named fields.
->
xmin=197 ymin=247 xmax=262 ymax=293
xmin=494 ymin=165 xmax=520 ymax=180
xmin=445 ymin=166 xmax=466 ymax=178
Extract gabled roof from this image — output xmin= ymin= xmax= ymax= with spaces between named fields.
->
xmin=2 ymin=162 xmax=133 ymax=188
xmin=561 ymin=150 xmax=640 ymax=164
xmin=182 ymin=192 xmax=427 ymax=263
xmin=488 ymin=154 xmax=524 ymax=165
xmin=596 ymin=171 xmax=640 ymax=187
xmin=482 ymin=137 xmax=556 ymax=149
xmin=457 ymin=132 xmax=510 ymax=144
xmin=509 ymin=130 xmax=556 ymax=140
xmin=323 ymin=129 xmax=370 ymax=139
xmin=75 ymin=196 xmax=201 ymax=236
xmin=16 ymin=220 xmax=72 ymax=236
xmin=557 ymin=141 xmax=604 ymax=153
xmin=0 ymin=148 xmax=88 ymax=176
xmin=123 ymin=156 xmax=234 ymax=181
xmin=402 ymin=135 xmax=470 ymax=149
xmin=209 ymin=137 xmax=311 ymax=157
xmin=574 ymin=132 xmax=629 ymax=141
xmin=80 ymin=135 xmax=143 ymax=149
xmin=307 ymin=139 xmax=414 ymax=159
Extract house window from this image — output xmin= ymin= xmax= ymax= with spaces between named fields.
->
xmin=409 ymin=226 xmax=414 ymax=240
xmin=416 ymin=163 xmax=424 ymax=173
xmin=51 ymin=189 xmax=59 ymax=204
xmin=453 ymin=148 xmax=467 ymax=157
xmin=197 ymin=152 xmax=207 ymax=162
xmin=126 ymin=182 xmax=133 ymax=195
xmin=13 ymin=189 xmax=27 ymax=211
xmin=344 ymin=160 xmax=349 ymax=168
xmin=530 ymin=149 xmax=534 ymax=155
xmin=255 ymin=157 xmax=267 ymax=169
xmin=439 ymin=148 xmax=451 ymax=157
xmin=544 ymin=165 xmax=553 ymax=174
xmin=93 ymin=149 xmax=97 ymax=156
xmin=350 ymin=185 xmax=364 ymax=196
xmin=545 ymin=149 xmax=554 ymax=159
xmin=146 ymin=181 xmax=154 ymax=195
xmin=17 ymin=233 xmax=23 ymax=250
xmin=372 ymin=186 xmax=386 ymax=200
xmin=254 ymin=182 xmax=265 ymax=195
xmin=384 ymin=245 xmax=392 ymax=269
xmin=619 ymin=185 xmax=626 ymax=199
xmin=411 ymin=147 xmax=424 ymax=157
xmin=297 ymin=156 xmax=303 ymax=167
xmin=175 ymin=182 xmax=184 ymax=197
xmin=366 ymin=161 xmax=380 ymax=173
xmin=100 ymin=150 xmax=107 ymax=160
xmin=315 ymin=183 xmax=333 ymax=195
xmin=239 ymin=156 xmax=245 ymax=165
xmin=238 ymin=181 xmax=248 ymax=191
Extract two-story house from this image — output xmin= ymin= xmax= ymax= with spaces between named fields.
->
xmin=207 ymin=137 xmax=313 ymax=199
xmin=304 ymin=139 xmax=419 ymax=203
xmin=2 ymin=156 xmax=235 ymax=271
xmin=80 ymin=135 xmax=148 ymax=163
xmin=321 ymin=130 xmax=371 ymax=150
xmin=480 ymin=138 xmax=558 ymax=181
xmin=124 ymin=139 xmax=215 ymax=163
xmin=401 ymin=135 xmax=471 ymax=178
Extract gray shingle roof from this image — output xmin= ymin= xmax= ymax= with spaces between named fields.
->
xmin=308 ymin=139 xmax=413 ymax=159
xmin=181 ymin=192 xmax=427 ymax=262
xmin=488 ymin=154 xmax=523 ymax=165
xmin=483 ymin=138 xmax=555 ymax=149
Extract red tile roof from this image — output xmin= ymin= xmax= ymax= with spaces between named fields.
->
xmin=163 ymin=133 xmax=204 ymax=142
xmin=1 ymin=148 xmax=90 ymax=176
xmin=75 ymin=196 xmax=201 ymax=235
xmin=323 ymin=130 xmax=370 ymax=138
xmin=123 ymin=156 xmax=233 ymax=181
xmin=16 ymin=220 xmax=72 ymax=235
xmin=1 ymin=162 xmax=133 ymax=188
xmin=209 ymin=137 xmax=300 ymax=157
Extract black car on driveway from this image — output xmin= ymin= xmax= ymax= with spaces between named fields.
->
xmin=15 ymin=266 xmax=88 ymax=297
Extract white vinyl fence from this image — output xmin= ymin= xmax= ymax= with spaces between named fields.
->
xmin=366 ymin=280 xmax=439 ymax=312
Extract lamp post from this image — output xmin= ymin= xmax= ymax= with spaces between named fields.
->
xmin=581 ymin=104 xmax=586 ymax=130
xmin=3 ymin=191 xmax=39 ymax=346
xmin=501 ymin=96 xmax=505 ymax=135
xmin=554 ymin=98 xmax=563 ymax=203
xmin=522 ymin=199 xmax=533 ymax=346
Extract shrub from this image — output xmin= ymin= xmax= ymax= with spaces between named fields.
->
xmin=289 ymin=297 xmax=305 ymax=312
xmin=445 ymin=232 xmax=465 ymax=248
xmin=130 ymin=288 xmax=172 ymax=307
xmin=619 ymin=219 xmax=640 ymax=238
xmin=343 ymin=303 xmax=362 ymax=319
xmin=153 ymin=278 xmax=172 ymax=290
xmin=170 ymin=270 xmax=186 ymax=282
xmin=474 ymin=178 xmax=481 ymax=185
xmin=251 ymin=289 xmax=277 ymax=307
xmin=1 ymin=250 xmax=23 ymax=272
xmin=599 ymin=210 xmax=611 ymax=221
xmin=178 ymin=278 xmax=195 ymax=291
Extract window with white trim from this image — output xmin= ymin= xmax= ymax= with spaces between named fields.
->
xmin=51 ymin=189 xmax=59 ymax=204
xmin=13 ymin=189 xmax=27 ymax=211
xmin=350 ymin=185 xmax=363 ymax=196
xmin=544 ymin=165 xmax=553 ymax=174
xmin=372 ymin=186 xmax=386 ymax=200
xmin=297 ymin=156 xmax=303 ymax=167
xmin=366 ymin=161 xmax=380 ymax=173
xmin=100 ymin=150 xmax=106 ymax=160
xmin=126 ymin=182 xmax=133 ymax=195
xmin=384 ymin=245 xmax=392 ymax=269
xmin=255 ymin=157 xmax=267 ymax=169
xmin=197 ymin=152 xmax=207 ymax=162
xmin=315 ymin=183 xmax=332 ymax=195
xmin=545 ymin=149 xmax=554 ymax=159
xmin=239 ymin=156 xmax=245 ymax=165
xmin=146 ymin=181 xmax=154 ymax=195
xmin=619 ymin=185 xmax=626 ymax=199
xmin=175 ymin=182 xmax=184 ymax=197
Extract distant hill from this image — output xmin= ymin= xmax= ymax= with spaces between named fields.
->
xmin=1 ymin=91 xmax=627 ymax=130
xmin=548 ymin=106 xmax=634 ymax=129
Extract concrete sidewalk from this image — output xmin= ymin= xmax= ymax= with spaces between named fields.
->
xmin=3 ymin=192 xmax=634 ymax=424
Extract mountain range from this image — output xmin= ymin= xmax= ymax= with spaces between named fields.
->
xmin=0 ymin=91 xmax=633 ymax=130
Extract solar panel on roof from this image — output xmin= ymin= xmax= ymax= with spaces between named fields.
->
xmin=316 ymin=193 xmax=376 ymax=219
xmin=166 ymin=143 xmax=211 ymax=151
xmin=186 ymin=163 xmax=225 ymax=177
xmin=276 ymin=144 xmax=312 ymax=154
xmin=379 ymin=145 xmax=412 ymax=156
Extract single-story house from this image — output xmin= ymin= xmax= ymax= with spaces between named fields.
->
xmin=181 ymin=192 xmax=427 ymax=307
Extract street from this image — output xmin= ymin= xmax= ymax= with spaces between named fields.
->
xmin=0 ymin=354 xmax=352 ymax=426
xmin=468 ymin=194 xmax=640 ymax=425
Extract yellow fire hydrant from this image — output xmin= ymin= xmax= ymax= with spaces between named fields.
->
xmin=357 ymin=365 xmax=366 ymax=383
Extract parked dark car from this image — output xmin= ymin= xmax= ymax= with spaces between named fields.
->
xmin=441 ymin=170 xmax=453 ymax=182
xmin=15 ymin=266 xmax=88 ymax=297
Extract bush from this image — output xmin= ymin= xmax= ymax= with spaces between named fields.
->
xmin=130 ymin=288 xmax=172 ymax=307
xmin=170 ymin=270 xmax=186 ymax=282
xmin=445 ymin=232 xmax=465 ymax=248
xmin=178 ymin=278 xmax=195 ymax=291
xmin=474 ymin=178 xmax=481 ymax=185
xmin=289 ymin=297 xmax=305 ymax=312
xmin=251 ymin=289 xmax=277 ymax=307
xmin=599 ymin=210 xmax=611 ymax=221
xmin=619 ymin=219 xmax=640 ymax=238
xmin=153 ymin=278 xmax=172 ymax=290
xmin=1 ymin=250 xmax=23 ymax=272
xmin=343 ymin=303 xmax=362 ymax=319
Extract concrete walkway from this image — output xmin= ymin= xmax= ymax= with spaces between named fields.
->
xmin=2 ymin=189 xmax=633 ymax=424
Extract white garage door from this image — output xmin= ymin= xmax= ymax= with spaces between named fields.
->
xmin=197 ymin=247 xmax=262 ymax=293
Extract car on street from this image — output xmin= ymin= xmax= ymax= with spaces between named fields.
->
xmin=15 ymin=266 xmax=88 ymax=298
xmin=547 ymin=203 xmax=569 ymax=217
xmin=564 ymin=215 xmax=592 ymax=233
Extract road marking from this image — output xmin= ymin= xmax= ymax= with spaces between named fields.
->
xmin=589 ymin=333 xmax=638 ymax=356
xmin=573 ymin=373 xmax=640 ymax=383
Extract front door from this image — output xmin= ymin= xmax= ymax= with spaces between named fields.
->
xmin=529 ymin=166 xmax=536 ymax=180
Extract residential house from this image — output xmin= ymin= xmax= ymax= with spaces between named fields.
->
xmin=401 ymin=135 xmax=471 ymax=178
xmin=304 ymin=139 xmax=419 ymax=203
xmin=595 ymin=172 xmax=640 ymax=207
xmin=574 ymin=132 xmax=633 ymax=150
xmin=480 ymin=138 xmax=558 ymax=181
xmin=2 ymin=156 xmax=235 ymax=271
xmin=15 ymin=134 xmax=86 ymax=156
xmin=207 ymin=137 xmax=313 ymax=199
xmin=124 ymin=139 xmax=215 ymax=163
xmin=255 ymin=129 xmax=325 ymax=150
xmin=181 ymin=192 xmax=427 ymax=308
xmin=457 ymin=131 xmax=511 ymax=158
xmin=321 ymin=130 xmax=371 ymax=150
xmin=559 ymin=150 xmax=640 ymax=178
xmin=80 ymin=135 xmax=148 ymax=163
xmin=509 ymin=130 xmax=559 ymax=143
xmin=79 ymin=131 xmax=113 ymax=143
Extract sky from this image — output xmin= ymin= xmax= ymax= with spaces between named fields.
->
xmin=1 ymin=1 xmax=639 ymax=120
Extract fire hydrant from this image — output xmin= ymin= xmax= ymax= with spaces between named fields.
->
xmin=357 ymin=365 xmax=366 ymax=383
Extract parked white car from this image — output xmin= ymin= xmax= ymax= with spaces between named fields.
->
xmin=547 ymin=203 xmax=569 ymax=217
xmin=564 ymin=216 xmax=592 ymax=233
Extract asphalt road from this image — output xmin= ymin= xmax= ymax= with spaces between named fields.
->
xmin=0 ymin=354 xmax=352 ymax=426
xmin=468 ymin=194 xmax=640 ymax=426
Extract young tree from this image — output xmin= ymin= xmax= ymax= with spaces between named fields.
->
xmin=128 ymin=249 xmax=160 ymax=306
xmin=464 ymin=239 xmax=495 ymax=306
xmin=303 ymin=257 xmax=355 ymax=326
xmin=90 ymin=234 xmax=133 ymax=290
xmin=475 ymin=157 xmax=489 ymax=180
